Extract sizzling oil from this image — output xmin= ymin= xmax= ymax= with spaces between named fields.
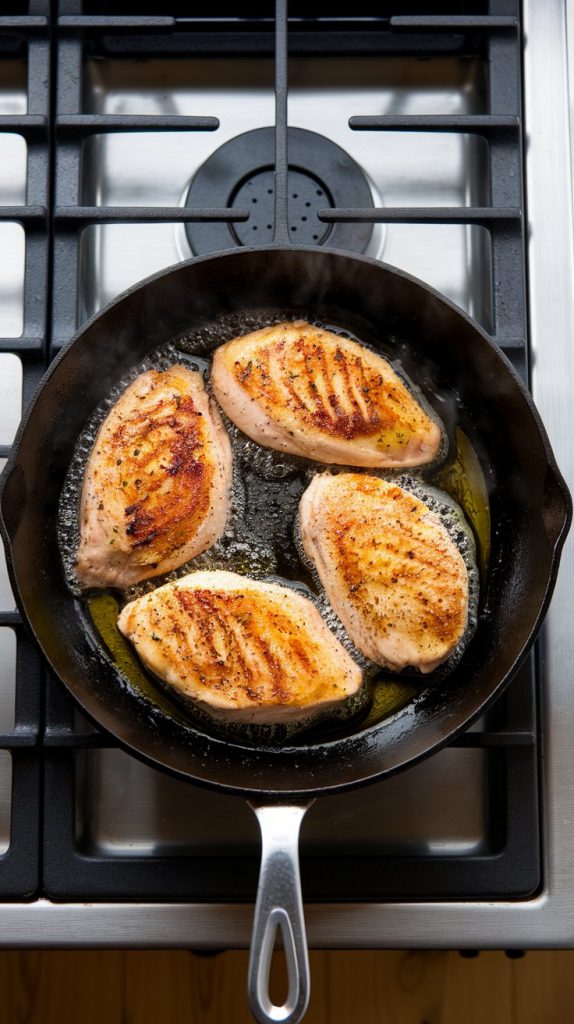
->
xmin=435 ymin=426 xmax=490 ymax=576
xmin=87 ymin=592 xmax=189 ymax=724
xmin=59 ymin=309 xmax=490 ymax=740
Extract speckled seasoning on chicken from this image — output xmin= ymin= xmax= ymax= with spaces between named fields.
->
xmin=211 ymin=320 xmax=442 ymax=467
xmin=117 ymin=570 xmax=363 ymax=724
xmin=76 ymin=365 xmax=232 ymax=589
xmin=299 ymin=473 xmax=474 ymax=674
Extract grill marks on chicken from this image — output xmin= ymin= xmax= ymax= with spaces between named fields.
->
xmin=299 ymin=473 xmax=470 ymax=674
xmin=211 ymin=321 xmax=442 ymax=467
xmin=117 ymin=570 xmax=363 ymax=723
xmin=76 ymin=366 xmax=232 ymax=589
xmin=71 ymin=321 xmax=474 ymax=737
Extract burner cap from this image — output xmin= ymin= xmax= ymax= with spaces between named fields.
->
xmin=230 ymin=167 xmax=333 ymax=247
xmin=185 ymin=126 xmax=374 ymax=257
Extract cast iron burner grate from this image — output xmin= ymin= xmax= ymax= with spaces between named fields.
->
xmin=0 ymin=0 xmax=541 ymax=905
xmin=185 ymin=127 xmax=375 ymax=256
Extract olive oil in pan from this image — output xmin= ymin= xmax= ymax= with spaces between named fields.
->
xmin=61 ymin=309 xmax=488 ymax=740
xmin=362 ymin=679 xmax=420 ymax=728
xmin=86 ymin=592 xmax=191 ymax=724
xmin=435 ymin=426 xmax=490 ymax=576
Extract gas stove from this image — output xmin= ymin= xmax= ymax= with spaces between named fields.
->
xmin=1 ymin=1 xmax=573 ymax=948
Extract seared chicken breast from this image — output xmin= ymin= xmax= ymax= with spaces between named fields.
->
xmin=299 ymin=473 xmax=471 ymax=674
xmin=76 ymin=365 xmax=232 ymax=589
xmin=117 ymin=570 xmax=362 ymax=724
xmin=211 ymin=320 xmax=442 ymax=467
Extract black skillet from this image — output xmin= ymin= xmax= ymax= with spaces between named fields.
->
xmin=0 ymin=6 xmax=571 ymax=1024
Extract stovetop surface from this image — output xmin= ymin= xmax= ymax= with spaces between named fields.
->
xmin=0 ymin=1 xmax=551 ymax=908
xmin=80 ymin=54 xmax=492 ymax=327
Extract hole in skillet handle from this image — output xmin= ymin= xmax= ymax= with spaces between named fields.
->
xmin=248 ymin=801 xmax=314 ymax=1024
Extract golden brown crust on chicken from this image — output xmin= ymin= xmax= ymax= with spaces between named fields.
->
xmin=299 ymin=473 xmax=469 ymax=673
xmin=211 ymin=321 xmax=442 ymax=467
xmin=117 ymin=570 xmax=362 ymax=723
xmin=76 ymin=366 xmax=232 ymax=589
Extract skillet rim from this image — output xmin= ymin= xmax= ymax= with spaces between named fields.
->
xmin=0 ymin=244 xmax=571 ymax=799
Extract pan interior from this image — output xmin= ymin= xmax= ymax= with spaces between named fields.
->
xmin=57 ymin=305 xmax=485 ymax=751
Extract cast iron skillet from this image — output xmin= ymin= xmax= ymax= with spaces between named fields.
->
xmin=0 ymin=246 xmax=571 ymax=1024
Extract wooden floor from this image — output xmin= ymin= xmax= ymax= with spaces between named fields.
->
xmin=0 ymin=949 xmax=573 ymax=1023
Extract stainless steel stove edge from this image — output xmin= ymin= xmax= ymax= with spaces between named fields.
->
xmin=0 ymin=890 xmax=570 ymax=949
xmin=2 ymin=0 xmax=574 ymax=947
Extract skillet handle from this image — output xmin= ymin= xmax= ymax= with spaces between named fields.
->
xmin=248 ymin=801 xmax=314 ymax=1024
